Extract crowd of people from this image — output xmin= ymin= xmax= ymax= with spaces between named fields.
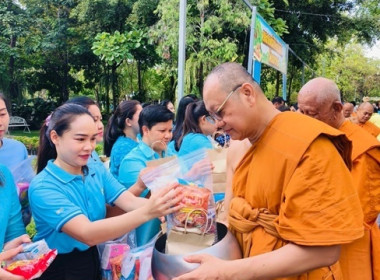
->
xmin=0 ymin=61 xmax=379 ymax=280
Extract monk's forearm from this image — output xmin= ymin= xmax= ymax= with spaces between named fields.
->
xmin=225 ymin=244 xmax=341 ymax=280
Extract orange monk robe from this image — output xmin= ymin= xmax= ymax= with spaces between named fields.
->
xmin=229 ymin=112 xmax=364 ymax=280
xmin=358 ymin=121 xmax=380 ymax=140
xmin=338 ymin=120 xmax=380 ymax=280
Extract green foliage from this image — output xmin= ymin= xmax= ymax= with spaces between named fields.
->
xmin=11 ymin=97 xmax=57 ymax=129
xmin=315 ymin=39 xmax=380 ymax=102
xmin=12 ymin=136 xmax=39 ymax=155
xmin=26 ymin=218 xmax=37 ymax=239
xmin=95 ymin=143 xmax=103 ymax=155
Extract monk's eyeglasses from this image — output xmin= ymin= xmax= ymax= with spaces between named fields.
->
xmin=209 ymin=84 xmax=242 ymax=121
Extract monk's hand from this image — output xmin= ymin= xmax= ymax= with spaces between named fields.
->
xmin=173 ymin=254 xmax=229 ymax=280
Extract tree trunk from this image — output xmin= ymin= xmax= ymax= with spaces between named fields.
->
xmin=8 ymin=35 xmax=18 ymax=104
xmin=111 ymin=64 xmax=118 ymax=113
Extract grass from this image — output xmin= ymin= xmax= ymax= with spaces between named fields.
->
xmin=7 ymin=129 xmax=40 ymax=138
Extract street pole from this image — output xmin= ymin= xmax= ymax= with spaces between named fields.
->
xmin=177 ymin=0 xmax=187 ymax=105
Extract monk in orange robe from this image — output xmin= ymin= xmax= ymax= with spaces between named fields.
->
xmin=343 ymin=102 xmax=354 ymax=118
xmin=174 ymin=63 xmax=363 ymax=280
xmin=353 ymin=102 xmax=380 ymax=140
xmin=298 ymin=77 xmax=380 ymax=280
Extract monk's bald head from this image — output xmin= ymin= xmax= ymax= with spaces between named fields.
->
xmin=204 ymin=62 xmax=263 ymax=96
xmin=298 ymin=77 xmax=344 ymax=128
xmin=356 ymin=102 xmax=374 ymax=124
xmin=202 ymin=62 xmax=278 ymax=142
xmin=342 ymin=102 xmax=354 ymax=118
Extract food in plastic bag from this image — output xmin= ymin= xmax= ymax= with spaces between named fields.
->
xmin=5 ymin=240 xmax=57 ymax=280
xmin=11 ymin=156 xmax=36 ymax=226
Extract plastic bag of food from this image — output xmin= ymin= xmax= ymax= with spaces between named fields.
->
xmin=5 ymin=240 xmax=57 ymax=280
xmin=141 ymin=149 xmax=217 ymax=255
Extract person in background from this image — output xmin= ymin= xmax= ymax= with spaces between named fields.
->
xmin=29 ymin=103 xmax=181 ymax=280
xmin=103 ymin=100 xmax=142 ymax=179
xmin=343 ymin=102 xmax=354 ymax=118
xmin=0 ymin=93 xmax=28 ymax=170
xmin=160 ymin=99 xmax=175 ymax=114
xmin=297 ymin=77 xmax=380 ymax=280
xmin=0 ymin=163 xmax=31 ymax=280
xmin=118 ymin=104 xmax=174 ymax=246
xmin=177 ymin=100 xmax=218 ymax=156
xmin=65 ymin=97 xmax=105 ymax=165
xmin=271 ymin=96 xmax=284 ymax=109
xmin=351 ymin=102 xmax=380 ymax=140
xmin=175 ymin=62 xmax=363 ymax=280
xmin=169 ymin=94 xmax=198 ymax=154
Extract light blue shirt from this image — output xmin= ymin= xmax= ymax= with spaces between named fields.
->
xmin=0 ymin=138 xmax=28 ymax=170
xmin=110 ymin=136 xmax=138 ymax=179
xmin=167 ymin=141 xmax=178 ymax=155
xmin=29 ymin=160 xmax=125 ymax=254
xmin=178 ymin=133 xmax=213 ymax=157
xmin=118 ymin=141 xmax=174 ymax=246
xmin=0 ymin=164 xmax=25 ymax=249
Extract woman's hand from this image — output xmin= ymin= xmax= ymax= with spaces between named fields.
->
xmin=3 ymin=234 xmax=31 ymax=251
xmin=142 ymin=183 xmax=184 ymax=220
xmin=185 ymin=158 xmax=214 ymax=181
xmin=0 ymin=245 xmax=26 ymax=280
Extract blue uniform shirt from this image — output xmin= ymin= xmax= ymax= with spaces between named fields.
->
xmin=29 ymin=160 xmax=125 ymax=253
xmin=109 ymin=136 xmax=138 ymax=179
xmin=118 ymin=141 xmax=174 ymax=246
xmin=0 ymin=138 xmax=28 ymax=170
xmin=0 ymin=164 xmax=25 ymax=249
xmin=178 ymin=133 xmax=213 ymax=157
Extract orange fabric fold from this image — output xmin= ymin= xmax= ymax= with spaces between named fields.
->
xmin=229 ymin=197 xmax=280 ymax=257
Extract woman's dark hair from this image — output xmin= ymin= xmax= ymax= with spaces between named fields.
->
xmin=172 ymin=94 xmax=198 ymax=151
xmin=65 ymin=96 xmax=97 ymax=109
xmin=160 ymin=99 xmax=172 ymax=108
xmin=177 ymin=100 xmax=208 ymax=150
xmin=138 ymin=104 xmax=174 ymax=136
xmin=103 ymin=100 xmax=140 ymax=157
xmin=0 ymin=92 xmax=10 ymax=112
xmin=37 ymin=104 xmax=93 ymax=173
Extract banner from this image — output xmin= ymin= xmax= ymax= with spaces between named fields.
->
xmin=253 ymin=14 xmax=288 ymax=75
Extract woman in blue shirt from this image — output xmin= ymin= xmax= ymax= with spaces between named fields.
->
xmin=0 ymin=93 xmax=28 ymax=170
xmin=104 ymin=100 xmax=142 ymax=179
xmin=118 ymin=104 xmax=175 ymax=245
xmin=0 ymin=164 xmax=31 ymax=280
xmin=30 ymin=104 xmax=181 ymax=280
xmin=177 ymin=100 xmax=218 ymax=156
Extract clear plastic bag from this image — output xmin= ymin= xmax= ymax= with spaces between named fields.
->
xmin=10 ymin=156 xmax=36 ymax=226
xmin=98 ymin=232 xmax=136 ymax=280
xmin=141 ymin=149 xmax=217 ymax=254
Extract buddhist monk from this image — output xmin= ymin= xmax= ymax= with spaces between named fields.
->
xmin=342 ymin=102 xmax=354 ymax=118
xmin=297 ymin=77 xmax=380 ymax=280
xmin=354 ymin=102 xmax=380 ymax=140
xmin=174 ymin=62 xmax=363 ymax=280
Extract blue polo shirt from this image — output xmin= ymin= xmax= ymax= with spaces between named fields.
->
xmin=109 ymin=136 xmax=138 ymax=179
xmin=0 ymin=138 xmax=28 ymax=170
xmin=118 ymin=141 xmax=174 ymax=246
xmin=29 ymin=160 xmax=125 ymax=254
xmin=0 ymin=164 xmax=25 ymax=249
xmin=178 ymin=133 xmax=213 ymax=157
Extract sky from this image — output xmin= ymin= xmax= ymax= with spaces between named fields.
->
xmin=364 ymin=40 xmax=380 ymax=59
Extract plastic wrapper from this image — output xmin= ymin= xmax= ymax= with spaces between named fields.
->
xmin=99 ymin=232 xmax=135 ymax=280
xmin=141 ymin=149 xmax=217 ymax=255
xmin=120 ymin=234 xmax=156 ymax=280
xmin=5 ymin=240 xmax=57 ymax=280
xmin=10 ymin=156 xmax=36 ymax=226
